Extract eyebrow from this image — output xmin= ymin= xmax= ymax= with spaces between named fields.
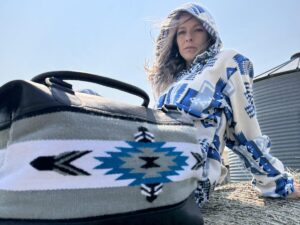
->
xmin=177 ymin=23 xmax=203 ymax=30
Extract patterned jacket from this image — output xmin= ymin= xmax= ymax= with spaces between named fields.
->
xmin=155 ymin=3 xmax=295 ymax=206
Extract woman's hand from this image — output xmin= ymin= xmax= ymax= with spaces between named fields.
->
xmin=288 ymin=182 xmax=300 ymax=198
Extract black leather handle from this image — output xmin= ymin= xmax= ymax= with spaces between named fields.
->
xmin=31 ymin=71 xmax=150 ymax=107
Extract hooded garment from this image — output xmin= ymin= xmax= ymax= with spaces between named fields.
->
xmin=169 ymin=2 xmax=223 ymax=65
xmin=156 ymin=3 xmax=295 ymax=206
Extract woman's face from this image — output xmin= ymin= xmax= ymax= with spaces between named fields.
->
xmin=176 ymin=13 xmax=209 ymax=66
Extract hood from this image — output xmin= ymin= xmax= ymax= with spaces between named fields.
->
xmin=164 ymin=2 xmax=223 ymax=63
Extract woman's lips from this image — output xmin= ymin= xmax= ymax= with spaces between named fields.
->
xmin=184 ymin=46 xmax=197 ymax=51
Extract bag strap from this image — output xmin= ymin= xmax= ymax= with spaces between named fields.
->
xmin=31 ymin=71 xmax=150 ymax=107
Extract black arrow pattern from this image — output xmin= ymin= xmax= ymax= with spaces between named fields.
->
xmin=134 ymin=127 xmax=165 ymax=203
xmin=141 ymin=183 xmax=163 ymax=202
xmin=30 ymin=150 xmax=91 ymax=176
xmin=134 ymin=127 xmax=154 ymax=142
xmin=191 ymin=152 xmax=205 ymax=170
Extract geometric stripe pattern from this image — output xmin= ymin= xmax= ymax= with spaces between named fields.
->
xmin=244 ymin=82 xmax=256 ymax=118
xmin=0 ymin=139 xmax=203 ymax=191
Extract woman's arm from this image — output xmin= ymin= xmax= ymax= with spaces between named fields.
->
xmin=223 ymin=53 xmax=297 ymax=198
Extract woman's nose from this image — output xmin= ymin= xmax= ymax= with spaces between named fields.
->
xmin=185 ymin=33 xmax=193 ymax=42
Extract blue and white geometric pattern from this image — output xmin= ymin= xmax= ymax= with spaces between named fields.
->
xmin=167 ymin=83 xmax=187 ymax=105
xmin=174 ymin=3 xmax=218 ymax=37
xmin=232 ymin=132 xmax=282 ymax=177
xmin=182 ymin=64 xmax=204 ymax=81
xmin=156 ymin=1 xmax=295 ymax=200
xmin=207 ymin=147 xmax=221 ymax=162
xmin=226 ymin=67 xmax=237 ymax=79
xmin=189 ymin=80 xmax=214 ymax=113
xmin=195 ymin=179 xmax=211 ymax=207
xmin=244 ymin=82 xmax=256 ymax=118
xmin=175 ymin=79 xmax=227 ymax=120
xmin=198 ymin=139 xmax=209 ymax=157
xmin=184 ymin=57 xmax=217 ymax=80
xmin=275 ymin=175 xmax=295 ymax=197
xmin=95 ymin=141 xmax=188 ymax=186
xmin=190 ymin=4 xmax=205 ymax=14
xmin=222 ymin=79 xmax=235 ymax=97
xmin=233 ymin=54 xmax=254 ymax=78
xmin=205 ymin=57 xmax=218 ymax=68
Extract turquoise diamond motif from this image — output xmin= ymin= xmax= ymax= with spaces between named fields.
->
xmin=95 ymin=141 xmax=188 ymax=186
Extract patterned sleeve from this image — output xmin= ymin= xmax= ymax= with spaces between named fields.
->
xmin=223 ymin=53 xmax=295 ymax=197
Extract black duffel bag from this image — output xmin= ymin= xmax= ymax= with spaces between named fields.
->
xmin=0 ymin=71 xmax=204 ymax=225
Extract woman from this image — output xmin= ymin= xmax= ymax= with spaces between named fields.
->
xmin=146 ymin=2 xmax=300 ymax=206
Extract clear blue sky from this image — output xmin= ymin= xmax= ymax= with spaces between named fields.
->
xmin=1 ymin=0 xmax=299 ymax=105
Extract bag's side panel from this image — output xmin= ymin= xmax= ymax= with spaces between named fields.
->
xmin=0 ymin=80 xmax=204 ymax=222
xmin=0 ymin=111 xmax=204 ymax=220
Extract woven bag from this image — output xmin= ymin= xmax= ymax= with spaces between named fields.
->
xmin=0 ymin=71 xmax=204 ymax=225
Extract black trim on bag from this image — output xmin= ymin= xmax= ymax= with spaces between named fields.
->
xmin=0 ymin=196 xmax=203 ymax=225
xmin=0 ymin=121 xmax=11 ymax=131
xmin=0 ymin=106 xmax=194 ymax=131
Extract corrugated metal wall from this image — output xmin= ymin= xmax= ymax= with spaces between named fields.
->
xmin=228 ymin=71 xmax=300 ymax=182
xmin=254 ymin=71 xmax=300 ymax=168
xmin=228 ymin=149 xmax=252 ymax=182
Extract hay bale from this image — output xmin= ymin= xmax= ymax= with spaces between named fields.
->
xmin=201 ymin=173 xmax=300 ymax=225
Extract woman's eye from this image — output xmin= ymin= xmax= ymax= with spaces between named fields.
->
xmin=177 ymin=30 xmax=185 ymax=36
xmin=195 ymin=28 xmax=204 ymax=32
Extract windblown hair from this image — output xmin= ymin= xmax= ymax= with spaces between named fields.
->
xmin=146 ymin=11 xmax=214 ymax=99
xmin=146 ymin=11 xmax=189 ymax=99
